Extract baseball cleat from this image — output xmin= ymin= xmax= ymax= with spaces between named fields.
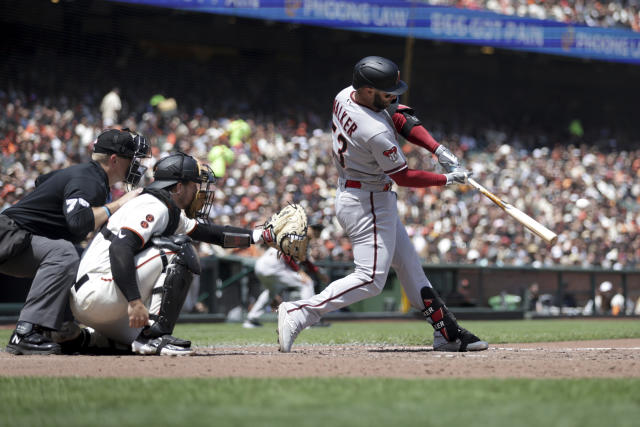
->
xmin=131 ymin=335 xmax=193 ymax=356
xmin=161 ymin=334 xmax=191 ymax=348
xmin=242 ymin=319 xmax=263 ymax=329
xmin=433 ymin=328 xmax=489 ymax=352
xmin=277 ymin=302 xmax=302 ymax=353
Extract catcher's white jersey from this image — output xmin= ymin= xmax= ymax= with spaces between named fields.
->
xmin=76 ymin=194 xmax=196 ymax=279
xmin=71 ymin=193 xmax=196 ymax=345
xmin=331 ymin=86 xmax=407 ymax=186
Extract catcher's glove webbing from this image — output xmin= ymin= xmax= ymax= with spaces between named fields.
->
xmin=262 ymin=204 xmax=309 ymax=262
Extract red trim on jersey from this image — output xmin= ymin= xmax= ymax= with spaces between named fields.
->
xmin=283 ymin=255 xmax=300 ymax=272
xmin=389 ymin=168 xmax=446 ymax=188
xmin=137 ymin=251 xmax=177 ymax=269
xmin=185 ymin=220 xmax=197 ymax=235
xmin=384 ymin=162 xmax=407 ymax=175
xmin=98 ymin=251 xmax=177 ymax=282
xmin=288 ymin=193 xmax=378 ymax=314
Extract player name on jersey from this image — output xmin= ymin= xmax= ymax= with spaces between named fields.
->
xmin=333 ymin=98 xmax=358 ymax=137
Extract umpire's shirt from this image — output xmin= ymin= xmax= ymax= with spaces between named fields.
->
xmin=1 ymin=161 xmax=111 ymax=329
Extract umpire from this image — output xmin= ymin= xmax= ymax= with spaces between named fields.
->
xmin=0 ymin=128 xmax=150 ymax=355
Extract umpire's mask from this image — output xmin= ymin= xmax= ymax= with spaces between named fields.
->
xmin=94 ymin=128 xmax=151 ymax=189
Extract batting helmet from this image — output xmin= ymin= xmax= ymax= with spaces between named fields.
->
xmin=352 ymin=56 xmax=407 ymax=95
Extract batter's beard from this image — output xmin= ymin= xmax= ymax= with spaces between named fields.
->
xmin=373 ymin=93 xmax=390 ymax=111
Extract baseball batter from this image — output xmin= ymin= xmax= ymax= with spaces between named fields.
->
xmin=277 ymin=56 xmax=489 ymax=352
xmin=70 ymin=152 xmax=270 ymax=355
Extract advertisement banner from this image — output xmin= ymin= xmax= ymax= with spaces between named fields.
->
xmin=113 ymin=0 xmax=640 ymax=64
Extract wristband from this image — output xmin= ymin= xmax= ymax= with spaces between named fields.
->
xmin=103 ymin=206 xmax=112 ymax=218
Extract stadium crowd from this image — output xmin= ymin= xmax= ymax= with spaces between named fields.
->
xmin=426 ymin=0 xmax=640 ymax=32
xmin=1 ymin=87 xmax=638 ymax=270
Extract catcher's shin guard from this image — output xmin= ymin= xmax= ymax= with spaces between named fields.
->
xmin=146 ymin=236 xmax=199 ymax=340
xmin=420 ymin=286 xmax=461 ymax=342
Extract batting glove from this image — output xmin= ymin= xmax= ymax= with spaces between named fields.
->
xmin=435 ymin=145 xmax=460 ymax=173
xmin=445 ymin=170 xmax=472 ymax=185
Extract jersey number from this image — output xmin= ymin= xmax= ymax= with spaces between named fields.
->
xmin=332 ymin=123 xmax=348 ymax=168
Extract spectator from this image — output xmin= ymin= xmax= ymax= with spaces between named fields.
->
xmin=584 ymin=280 xmax=615 ymax=315
xmin=100 ymin=88 xmax=122 ymax=127
xmin=611 ymin=286 xmax=635 ymax=316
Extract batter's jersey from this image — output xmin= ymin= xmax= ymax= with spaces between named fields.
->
xmin=331 ymin=86 xmax=407 ymax=186
xmin=76 ymin=193 xmax=196 ymax=278
xmin=3 ymin=161 xmax=110 ymax=243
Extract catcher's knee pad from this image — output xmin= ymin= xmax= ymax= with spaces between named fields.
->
xmin=420 ymin=286 xmax=461 ymax=342
xmin=147 ymin=246 xmax=195 ymax=338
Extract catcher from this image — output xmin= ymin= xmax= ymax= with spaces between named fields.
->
xmin=67 ymin=152 xmax=308 ymax=355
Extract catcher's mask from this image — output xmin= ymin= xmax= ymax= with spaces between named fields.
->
xmin=94 ymin=128 xmax=150 ymax=189
xmin=148 ymin=152 xmax=217 ymax=220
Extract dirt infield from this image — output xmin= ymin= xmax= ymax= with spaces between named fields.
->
xmin=1 ymin=338 xmax=639 ymax=379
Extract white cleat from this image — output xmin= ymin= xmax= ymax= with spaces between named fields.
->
xmin=242 ymin=319 xmax=263 ymax=329
xmin=277 ymin=302 xmax=302 ymax=353
xmin=132 ymin=336 xmax=194 ymax=356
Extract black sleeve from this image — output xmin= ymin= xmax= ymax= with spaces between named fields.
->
xmin=189 ymin=223 xmax=254 ymax=248
xmin=63 ymin=178 xmax=103 ymax=240
xmin=109 ymin=229 xmax=144 ymax=301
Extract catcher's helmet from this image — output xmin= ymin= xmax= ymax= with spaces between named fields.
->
xmin=148 ymin=152 xmax=216 ymax=220
xmin=352 ymin=56 xmax=407 ymax=95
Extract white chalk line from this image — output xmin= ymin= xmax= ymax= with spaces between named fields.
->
xmin=493 ymin=347 xmax=640 ymax=352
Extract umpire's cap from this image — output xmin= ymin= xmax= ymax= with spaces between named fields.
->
xmin=94 ymin=128 xmax=144 ymax=158
xmin=148 ymin=152 xmax=214 ymax=189
xmin=352 ymin=56 xmax=407 ymax=95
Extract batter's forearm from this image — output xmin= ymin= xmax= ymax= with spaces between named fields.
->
xmin=405 ymin=126 xmax=440 ymax=153
xmin=390 ymin=168 xmax=447 ymax=188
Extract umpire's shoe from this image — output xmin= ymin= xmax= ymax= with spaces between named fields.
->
xmin=433 ymin=328 xmax=489 ymax=352
xmin=6 ymin=321 xmax=62 ymax=355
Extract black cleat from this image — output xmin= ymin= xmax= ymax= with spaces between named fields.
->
xmin=6 ymin=321 xmax=62 ymax=355
xmin=433 ymin=328 xmax=489 ymax=352
xmin=161 ymin=335 xmax=191 ymax=348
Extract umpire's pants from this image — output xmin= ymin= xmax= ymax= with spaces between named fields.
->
xmin=0 ymin=235 xmax=79 ymax=330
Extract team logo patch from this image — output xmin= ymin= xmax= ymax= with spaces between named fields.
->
xmin=140 ymin=221 xmax=149 ymax=229
xmin=146 ymin=214 xmax=154 ymax=222
xmin=65 ymin=198 xmax=89 ymax=213
xmin=383 ymin=146 xmax=399 ymax=162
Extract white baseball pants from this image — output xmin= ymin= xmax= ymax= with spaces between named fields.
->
xmin=69 ymin=247 xmax=176 ymax=345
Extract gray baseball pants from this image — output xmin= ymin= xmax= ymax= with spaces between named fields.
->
xmin=0 ymin=235 xmax=79 ymax=330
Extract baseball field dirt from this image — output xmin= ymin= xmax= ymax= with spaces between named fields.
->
xmin=1 ymin=338 xmax=638 ymax=378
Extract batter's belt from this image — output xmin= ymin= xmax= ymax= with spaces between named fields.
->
xmin=339 ymin=178 xmax=392 ymax=192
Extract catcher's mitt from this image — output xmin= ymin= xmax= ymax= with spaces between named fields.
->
xmin=262 ymin=204 xmax=309 ymax=262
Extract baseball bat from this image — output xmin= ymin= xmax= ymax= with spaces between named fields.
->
xmin=467 ymin=177 xmax=558 ymax=245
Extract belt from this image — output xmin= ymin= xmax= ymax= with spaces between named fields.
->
xmin=74 ymin=274 xmax=88 ymax=292
xmin=344 ymin=179 xmax=392 ymax=192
